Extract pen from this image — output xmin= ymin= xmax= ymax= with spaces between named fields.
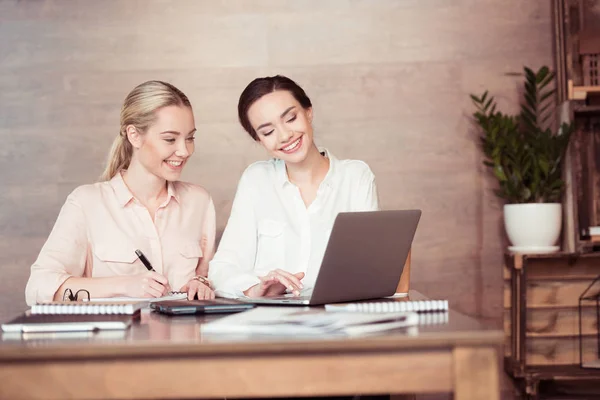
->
xmin=135 ymin=249 xmax=156 ymax=272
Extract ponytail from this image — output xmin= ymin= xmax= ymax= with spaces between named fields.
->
xmin=100 ymin=133 xmax=133 ymax=181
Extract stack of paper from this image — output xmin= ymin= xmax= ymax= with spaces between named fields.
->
xmin=201 ymin=307 xmax=418 ymax=337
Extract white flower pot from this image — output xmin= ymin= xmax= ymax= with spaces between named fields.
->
xmin=504 ymin=203 xmax=562 ymax=252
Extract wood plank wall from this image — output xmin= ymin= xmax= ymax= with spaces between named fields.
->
xmin=0 ymin=0 xmax=554 ymax=322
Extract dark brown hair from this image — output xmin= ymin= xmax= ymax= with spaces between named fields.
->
xmin=237 ymin=75 xmax=312 ymax=140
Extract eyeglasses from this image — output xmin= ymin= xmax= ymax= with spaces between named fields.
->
xmin=62 ymin=288 xmax=91 ymax=302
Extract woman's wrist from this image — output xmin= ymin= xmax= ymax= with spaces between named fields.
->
xmin=111 ymin=276 xmax=130 ymax=297
xmin=243 ymin=283 xmax=261 ymax=298
xmin=190 ymin=275 xmax=211 ymax=289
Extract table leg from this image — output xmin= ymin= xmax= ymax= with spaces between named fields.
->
xmin=453 ymin=347 xmax=500 ymax=400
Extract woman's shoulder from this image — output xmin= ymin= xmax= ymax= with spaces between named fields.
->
xmin=66 ymin=181 xmax=113 ymax=204
xmin=336 ymin=157 xmax=375 ymax=178
xmin=172 ymin=181 xmax=212 ymax=202
xmin=240 ymin=159 xmax=280 ymax=181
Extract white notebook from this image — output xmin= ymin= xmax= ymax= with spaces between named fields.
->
xmin=89 ymin=291 xmax=187 ymax=304
xmin=324 ymin=299 xmax=448 ymax=313
xmin=31 ymin=301 xmax=144 ymax=315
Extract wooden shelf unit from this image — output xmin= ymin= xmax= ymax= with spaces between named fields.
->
xmin=504 ymin=252 xmax=600 ymax=399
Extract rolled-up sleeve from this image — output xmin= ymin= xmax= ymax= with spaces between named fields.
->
xmin=25 ymin=190 xmax=88 ymax=305
xmin=208 ymin=173 xmax=261 ymax=297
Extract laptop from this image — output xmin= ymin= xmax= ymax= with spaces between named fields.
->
xmin=243 ymin=209 xmax=421 ymax=306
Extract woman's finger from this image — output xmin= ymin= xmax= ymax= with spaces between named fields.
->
xmin=258 ymin=277 xmax=282 ymax=295
xmin=143 ymin=282 xmax=164 ymax=298
xmin=148 ymin=279 xmax=168 ymax=296
xmin=272 ymin=274 xmax=300 ymax=295
xmin=201 ymin=286 xmax=213 ymax=300
xmin=187 ymin=285 xmax=199 ymax=300
xmin=148 ymin=271 xmax=169 ymax=286
xmin=275 ymin=269 xmax=304 ymax=289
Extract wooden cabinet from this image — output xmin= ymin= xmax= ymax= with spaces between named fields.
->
xmin=504 ymin=252 xmax=600 ymax=398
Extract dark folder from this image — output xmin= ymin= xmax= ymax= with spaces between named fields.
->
xmin=150 ymin=299 xmax=255 ymax=315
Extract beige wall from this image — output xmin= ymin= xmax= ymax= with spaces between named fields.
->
xmin=0 ymin=0 xmax=553 ymax=322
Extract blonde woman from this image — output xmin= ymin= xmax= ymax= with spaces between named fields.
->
xmin=25 ymin=81 xmax=215 ymax=305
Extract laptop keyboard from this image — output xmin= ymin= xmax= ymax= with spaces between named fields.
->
xmin=266 ymin=293 xmax=311 ymax=301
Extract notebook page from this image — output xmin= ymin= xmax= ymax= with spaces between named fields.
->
xmin=89 ymin=292 xmax=187 ymax=303
xmin=31 ymin=301 xmax=144 ymax=315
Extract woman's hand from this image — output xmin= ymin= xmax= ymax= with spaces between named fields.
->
xmin=121 ymin=271 xmax=170 ymax=298
xmin=244 ymin=270 xmax=305 ymax=298
xmin=180 ymin=279 xmax=215 ymax=300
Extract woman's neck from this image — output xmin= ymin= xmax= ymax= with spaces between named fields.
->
xmin=285 ymin=144 xmax=330 ymax=187
xmin=122 ymin=161 xmax=168 ymax=207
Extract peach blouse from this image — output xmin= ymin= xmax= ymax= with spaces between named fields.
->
xmin=25 ymin=172 xmax=215 ymax=305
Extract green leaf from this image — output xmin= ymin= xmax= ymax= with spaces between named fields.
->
xmin=469 ymin=65 xmax=571 ymax=204
xmin=524 ymin=67 xmax=536 ymax=80
xmin=540 ymin=89 xmax=556 ymax=103
xmin=484 ymin=97 xmax=493 ymax=111
xmin=494 ymin=166 xmax=508 ymax=181
xmin=535 ymin=66 xmax=550 ymax=83
xmin=539 ymin=158 xmax=549 ymax=176
xmin=481 ymin=91 xmax=488 ymax=103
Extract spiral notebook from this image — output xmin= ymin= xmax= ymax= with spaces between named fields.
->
xmin=324 ymin=299 xmax=448 ymax=313
xmin=1 ymin=313 xmax=134 ymax=333
xmin=31 ymin=301 xmax=145 ymax=315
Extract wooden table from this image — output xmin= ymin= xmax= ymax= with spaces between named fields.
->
xmin=0 ymin=291 xmax=502 ymax=400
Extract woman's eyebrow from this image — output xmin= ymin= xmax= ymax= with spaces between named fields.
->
xmin=256 ymin=106 xmax=296 ymax=131
xmin=160 ymin=128 xmax=197 ymax=135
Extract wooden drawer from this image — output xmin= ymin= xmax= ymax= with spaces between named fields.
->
xmin=526 ymin=336 xmax=598 ymax=365
xmin=525 ymin=281 xmax=599 ymax=308
xmin=504 ymin=307 xmax=598 ymax=338
xmin=500 ymin=280 xmax=594 ymax=309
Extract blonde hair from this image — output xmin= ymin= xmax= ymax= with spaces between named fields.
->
xmin=100 ymin=80 xmax=192 ymax=181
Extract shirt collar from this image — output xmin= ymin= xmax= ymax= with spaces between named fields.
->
xmin=110 ymin=171 xmax=179 ymax=207
xmin=276 ymin=147 xmax=337 ymax=189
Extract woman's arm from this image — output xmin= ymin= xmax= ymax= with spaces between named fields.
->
xmin=53 ymin=273 xmax=168 ymax=301
xmin=196 ymin=196 xmax=216 ymax=278
xmin=178 ymin=196 xmax=217 ymax=301
xmin=352 ymin=164 xmax=379 ymax=212
xmin=25 ymin=189 xmax=169 ymax=305
xmin=208 ymin=173 xmax=261 ymax=296
xmin=25 ymin=191 xmax=89 ymax=305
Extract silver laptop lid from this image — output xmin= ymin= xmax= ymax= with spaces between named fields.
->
xmin=308 ymin=209 xmax=421 ymax=305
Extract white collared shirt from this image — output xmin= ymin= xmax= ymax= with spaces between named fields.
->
xmin=209 ymin=149 xmax=379 ymax=296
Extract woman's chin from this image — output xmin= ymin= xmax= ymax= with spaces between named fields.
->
xmin=279 ymin=149 xmax=308 ymax=164
xmin=158 ymin=168 xmax=184 ymax=182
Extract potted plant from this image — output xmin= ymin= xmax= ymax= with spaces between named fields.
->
xmin=471 ymin=66 xmax=574 ymax=252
